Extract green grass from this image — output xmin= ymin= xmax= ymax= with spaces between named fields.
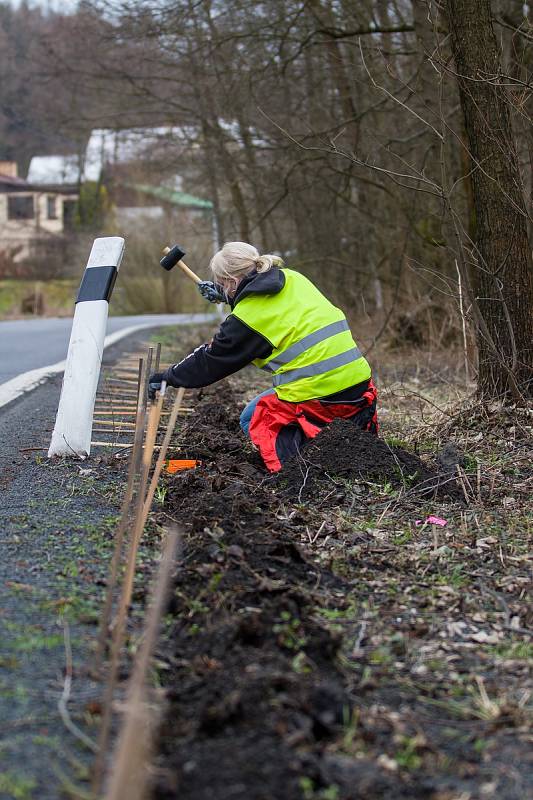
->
xmin=395 ymin=736 xmax=424 ymax=770
xmin=0 ymin=772 xmax=37 ymax=799
xmin=369 ymin=646 xmax=393 ymax=665
xmin=12 ymin=633 xmax=65 ymax=652
xmin=299 ymin=777 xmax=340 ymax=800
xmin=273 ymin=611 xmax=307 ymax=651
xmin=0 ymin=279 xmax=77 ymax=318
xmin=491 ymin=641 xmax=533 ymax=660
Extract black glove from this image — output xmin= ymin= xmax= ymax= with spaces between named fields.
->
xmin=197 ymin=280 xmax=225 ymax=303
xmin=148 ymin=372 xmax=164 ymax=401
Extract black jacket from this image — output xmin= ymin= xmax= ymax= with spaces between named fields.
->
xmin=163 ymin=268 xmax=370 ymax=402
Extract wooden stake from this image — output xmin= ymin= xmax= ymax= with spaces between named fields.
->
xmin=92 ymin=419 xmax=137 ymax=427
xmin=142 ymin=388 xmax=185 ymax=521
xmin=99 ymin=390 xmax=140 ymax=397
xmin=103 ymin=528 xmax=180 ymax=800
xmin=93 ymin=409 xmax=191 ymax=417
xmin=90 ymin=441 xmax=135 ymax=449
xmin=91 ymin=441 xmax=186 ymax=450
xmin=95 ymin=402 xmax=141 ymax=408
xmin=103 ymin=378 xmax=140 ymax=387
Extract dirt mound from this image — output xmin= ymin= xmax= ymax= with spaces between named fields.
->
xmin=277 ymin=419 xmax=450 ymax=499
xmin=173 ymin=386 xmax=455 ymax=505
xmin=155 ymin=400 xmax=459 ymax=800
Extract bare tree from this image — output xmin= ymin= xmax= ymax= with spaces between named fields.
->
xmin=4 ymin=0 xmax=532 ymax=390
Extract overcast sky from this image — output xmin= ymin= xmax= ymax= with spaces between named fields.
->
xmin=9 ymin=0 xmax=79 ymax=10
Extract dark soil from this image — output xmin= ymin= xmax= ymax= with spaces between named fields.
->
xmin=276 ymin=419 xmax=453 ymax=501
xmin=155 ymin=515 xmax=348 ymax=799
xmin=152 ymin=378 xmax=531 ymax=800
xmin=154 ymin=390 xmax=402 ymax=799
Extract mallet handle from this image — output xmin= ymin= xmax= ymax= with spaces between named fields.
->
xmin=177 ymin=259 xmax=202 ymax=284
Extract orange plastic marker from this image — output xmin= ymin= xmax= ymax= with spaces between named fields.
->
xmin=165 ymin=459 xmax=199 ymax=474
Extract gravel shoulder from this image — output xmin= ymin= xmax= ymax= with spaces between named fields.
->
xmin=0 ymin=328 xmax=198 ymax=800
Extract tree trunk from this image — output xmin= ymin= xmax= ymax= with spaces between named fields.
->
xmin=200 ymin=121 xmax=226 ymax=248
xmin=237 ymin=116 xmax=269 ymax=250
xmin=446 ymin=0 xmax=533 ymax=400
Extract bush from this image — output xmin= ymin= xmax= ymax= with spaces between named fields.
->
xmin=112 ymin=225 xmax=209 ymax=315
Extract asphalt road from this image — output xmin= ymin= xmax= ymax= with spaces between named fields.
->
xmin=0 ymin=313 xmax=213 ymax=384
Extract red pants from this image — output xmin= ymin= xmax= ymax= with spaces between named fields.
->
xmin=248 ymin=381 xmax=378 ymax=472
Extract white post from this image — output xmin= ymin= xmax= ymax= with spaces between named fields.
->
xmin=48 ymin=237 xmax=125 ymax=458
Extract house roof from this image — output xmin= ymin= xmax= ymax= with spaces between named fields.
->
xmin=28 ymin=127 xmax=195 ymax=187
xmin=85 ymin=126 xmax=195 ymax=176
xmin=0 ymin=173 xmax=31 ymax=188
xmin=128 ymin=183 xmax=213 ymax=210
xmin=0 ymin=170 xmax=78 ymax=196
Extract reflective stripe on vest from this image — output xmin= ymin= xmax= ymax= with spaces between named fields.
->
xmin=271 ymin=346 xmax=362 ymax=387
xmin=262 ymin=319 xmax=350 ymax=372
xmin=231 ymin=268 xmax=371 ymax=402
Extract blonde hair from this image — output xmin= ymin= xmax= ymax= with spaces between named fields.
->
xmin=210 ymin=241 xmax=284 ymax=292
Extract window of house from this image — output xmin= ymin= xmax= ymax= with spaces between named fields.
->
xmin=7 ymin=195 xmax=34 ymax=220
xmin=47 ymin=195 xmax=58 ymax=219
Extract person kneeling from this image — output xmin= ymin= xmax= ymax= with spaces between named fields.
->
xmin=149 ymin=242 xmax=377 ymax=472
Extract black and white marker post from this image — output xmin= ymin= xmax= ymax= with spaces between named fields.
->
xmin=48 ymin=236 xmax=125 ymax=458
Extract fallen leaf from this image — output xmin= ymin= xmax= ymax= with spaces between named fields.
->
xmin=475 ymin=536 xmax=498 ymax=549
xmin=377 ymin=754 xmax=399 ymax=772
xmin=470 ymin=630 xmax=500 ymax=644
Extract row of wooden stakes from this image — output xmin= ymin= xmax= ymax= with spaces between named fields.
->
xmin=90 ymin=344 xmax=187 ymax=799
xmin=91 ymin=343 xmax=192 ymax=451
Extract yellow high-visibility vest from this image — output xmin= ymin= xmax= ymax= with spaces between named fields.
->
xmin=231 ymin=268 xmax=371 ymax=402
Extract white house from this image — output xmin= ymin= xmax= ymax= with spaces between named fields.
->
xmin=26 ymin=128 xmax=213 ymax=233
xmin=27 ymin=127 xmax=194 ymax=188
xmin=0 ymin=161 xmax=78 ymax=263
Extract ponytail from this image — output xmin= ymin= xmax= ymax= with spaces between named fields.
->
xmin=255 ymin=253 xmax=284 ymax=273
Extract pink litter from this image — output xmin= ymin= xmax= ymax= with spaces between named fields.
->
xmin=415 ymin=515 xmax=448 ymax=527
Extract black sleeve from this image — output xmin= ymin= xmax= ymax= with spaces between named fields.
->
xmin=163 ymin=314 xmax=273 ymax=388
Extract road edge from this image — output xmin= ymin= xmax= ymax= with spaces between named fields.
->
xmin=0 ymin=318 xmax=209 ymax=410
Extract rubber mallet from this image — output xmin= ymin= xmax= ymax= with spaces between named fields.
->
xmin=160 ymin=244 xmax=202 ymax=284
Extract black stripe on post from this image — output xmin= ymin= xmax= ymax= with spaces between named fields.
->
xmin=76 ymin=266 xmax=118 ymax=303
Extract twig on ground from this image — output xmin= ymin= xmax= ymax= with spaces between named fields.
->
xmin=455 ymin=465 xmax=471 ymax=504
xmin=352 ymin=618 xmax=369 ymax=657
xmin=58 ymin=619 xmax=98 ymax=754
